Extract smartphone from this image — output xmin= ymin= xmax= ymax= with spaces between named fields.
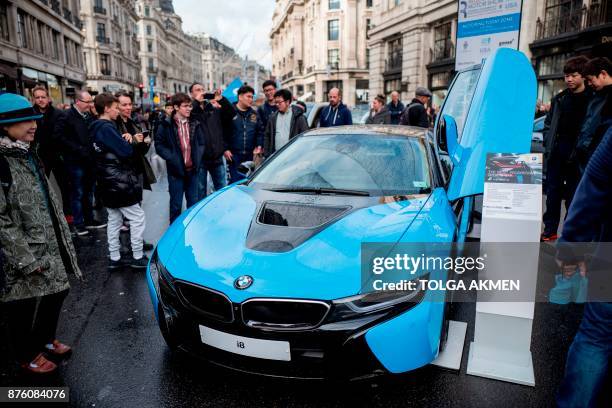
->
xmin=203 ymin=92 xmax=216 ymax=100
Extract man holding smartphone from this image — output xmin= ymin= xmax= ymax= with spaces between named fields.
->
xmin=189 ymin=82 xmax=232 ymax=198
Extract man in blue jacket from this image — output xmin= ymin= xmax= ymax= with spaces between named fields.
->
xmin=225 ymin=85 xmax=264 ymax=183
xmin=387 ymin=91 xmax=405 ymax=125
xmin=319 ymin=88 xmax=352 ymax=127
xmin=154 ymin=93 xmax=206 ymax=223
xmin=555 ymin=98 xmax=611 ymax=408
xmin=257 ymin=80 xmax=278 ymax=130
xmin=90 ymin=93 xmax=147 ymax=269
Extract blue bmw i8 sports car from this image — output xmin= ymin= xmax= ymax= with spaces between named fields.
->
xmin=146 ymin=48 xmax=536 ymax=379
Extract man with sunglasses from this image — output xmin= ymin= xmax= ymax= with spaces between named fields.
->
xmin=54 ymin=90 xmax=106 ymax=235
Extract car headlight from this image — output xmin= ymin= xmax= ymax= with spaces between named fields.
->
xmin=150 ymin=250 xmax=175 ymax=298
xmin=328 ymin=275 xmax=427 ymax=321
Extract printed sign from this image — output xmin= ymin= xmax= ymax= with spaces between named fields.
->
xmin=456 ymin=0 xmax=523 ymax=70
xmin=482 ymin=153 xmax=542 ymax=221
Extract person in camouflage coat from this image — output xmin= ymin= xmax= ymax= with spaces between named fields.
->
xmin=0 ymin=93 xmax=82 ymax=374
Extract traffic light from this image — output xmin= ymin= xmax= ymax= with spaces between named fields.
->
xmin=138 ymin=83 xmax=144 ymax=99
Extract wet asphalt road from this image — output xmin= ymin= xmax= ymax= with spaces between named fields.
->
xmin=0 ymin=176 xmax=610 ymax=407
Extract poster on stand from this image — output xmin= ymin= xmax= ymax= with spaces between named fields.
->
xmin=456 ymin=0 xmax=523 ymax=70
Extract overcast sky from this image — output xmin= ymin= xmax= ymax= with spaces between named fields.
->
xmin=173 ymin=0 xmax=276 ymax=69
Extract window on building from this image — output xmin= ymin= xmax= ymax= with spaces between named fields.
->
xmin=100 ymin=54 xmax=110 ymax=75
xmin=64 ymin=39 xmax=69 ymax=64
xmin=52 ymin=31 xmax=60 ymax=60
xmin=366 ymin=48 xmax=370 ymax=69
xmin=328 ymin=19 xmax=339 ymax=41
xmin=433 ymin=21 xmax=453 ymax=61
xmin=384 ymin=77 xmax=401 ymax=95
xmin=393 ymin=0 xmax=402 ymax=6
xmin=386 ymin=37 xmax=402 ymax=71
xmin=148 ymin=57 xmax=154 ymax=69
xmin=94 ymin=0 xmax=103 ymax=8
xmin=0 ymin=2 xmax=9 ymax=41
xmin=329 ymin=0 xmax=340 ymax=9
xmin=146 ymin=25 xmax=152 ymax=35
xmin=541 ymin=0 xmax=584 ymax=38
xmin=144 ymin=6 xmax=150 ymax=17
xmin=36 ymin=22 xmax=44 ymax=53
xmin=147 ymin=40 xmax=153 ymax=52
xmin=97 ymin=22 xmax=106 ymax=39
xmin=328 ymin=48 xmax=340 ymax=68
xmin=366 ymin=18 xmax=372 ymax=38
xmin=17 ymin=10 xmax=28 ymax=48
xmin=366 ymin=0 xmax=373 ymax=7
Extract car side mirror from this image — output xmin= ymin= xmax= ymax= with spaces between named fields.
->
xmin=438 ymin=114 xmax=463 ymax=166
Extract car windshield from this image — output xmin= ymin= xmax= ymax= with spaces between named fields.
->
xmin=438 ymin=68 xmax=481 ymax=140
xmin=249 ymin=134 xmax=432 ymax=196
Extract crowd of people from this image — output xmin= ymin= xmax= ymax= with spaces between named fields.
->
xmin=0 ymin=54 xmax=609 ymax=408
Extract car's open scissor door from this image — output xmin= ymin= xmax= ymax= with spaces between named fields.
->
xmin=438 ymin=48 xmax=537 ymax=202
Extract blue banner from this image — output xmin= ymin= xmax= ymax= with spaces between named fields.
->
xmin=458 ymin=13 xmax=521 ymax=38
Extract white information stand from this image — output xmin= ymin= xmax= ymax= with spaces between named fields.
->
xmin=467 ymin=153 xmax=542 ymax=386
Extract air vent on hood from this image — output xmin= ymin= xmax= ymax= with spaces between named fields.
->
xmin=258 ymin=202 xmax=349 ymax=228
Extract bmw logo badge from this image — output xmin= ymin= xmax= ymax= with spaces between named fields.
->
xmin=234 ymin=275 xmax=253 ymax=290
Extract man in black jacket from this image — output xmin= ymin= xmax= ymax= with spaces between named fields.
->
xmin=31 ymin=86 xmax=71 ymax=217
xmin=264 ymin=89 xmax=308 ymax=156
xmin=400 ymin=87 xmax=431 ymax=128
xmin=54 ymin=90 xmax=106 ymax=235
xmin=573 ymin=57 xmax=612 ymax=174
xmin=154 ymin=93 xmax=206 ymax=223
xmin=91 ymin=93 xmax=147 ymax=269
xmin=189 ymin=82 xmax=232 ymax=198
xmin=541 ymin=56 xmax=592 ymax=242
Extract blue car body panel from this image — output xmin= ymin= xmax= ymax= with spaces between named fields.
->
xmin=156 ymin=184 xmax=433 ymax=303
xmin=445 ymin=48 xmax=537 ymax=201
xmin=365 ymin=188 xmax=455 ymax=372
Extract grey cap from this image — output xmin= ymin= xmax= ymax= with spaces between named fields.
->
xmin=415 ymin=87 xmax=432 ymax=97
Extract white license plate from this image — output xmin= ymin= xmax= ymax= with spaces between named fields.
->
xmin=199 ymin=325 xmax=291 ymax=361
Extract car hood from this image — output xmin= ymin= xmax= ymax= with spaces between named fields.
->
xmin=158 ymin=185 xmax=431 ymax=302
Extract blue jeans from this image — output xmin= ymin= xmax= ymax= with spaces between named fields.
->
xmin=64 ymin=161 xmax=95 ymax=227
xmin=557 ymin=302 xmax=612 ymax=408
xmin=198 ymin=158 xmax=228 ymax=199
xmin=168 ymin=170 xmax=200 ymax=223
xmin=228 ymin=152 xmax=253 ymax=184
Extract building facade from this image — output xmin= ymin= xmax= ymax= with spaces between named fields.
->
xmin=196 ymin=33 xmax=242 ymax=91
xmin=367 ymin=0 xmax=541 ymax=107
xmin=0 ymin=0 xmax=85 ymax=103
xmin=135 ymin=0 xmax=201 ymax=106
xmin=529 ymin=0 xmax=611 ymax=103
xmin=81 ymin=0 xmax=141 ymax=97
xmin=270 ymin=0 xmax=373 ymax=106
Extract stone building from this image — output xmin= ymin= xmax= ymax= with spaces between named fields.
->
xmin=81 ymin=0 xmax=141 ymax=97
xmin=367 ymin=0 xmax=541 ymax=106
xmin=196 ymin=33 xmax=243 ymax=90
xmin=270 ymin=0 xmax=374 ymax=106
xmin=135 ymin=0 xmax=202 ymax=106
xmin=529 ymin=0 xmax=611 ymax=103
xmin=0 ymin=0 xmax=85 ymax=103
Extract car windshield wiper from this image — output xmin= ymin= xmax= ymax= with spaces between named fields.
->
xmin=267 ymin=187 xmax=371 ymax=196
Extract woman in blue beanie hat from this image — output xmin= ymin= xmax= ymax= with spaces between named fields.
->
xmin=0 ymin=93 xmax=82 ymax=374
